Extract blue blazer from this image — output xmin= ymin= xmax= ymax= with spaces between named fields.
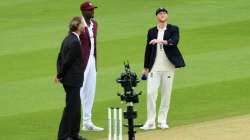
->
xmin=144 ymin=24 xmax=185 ymax=72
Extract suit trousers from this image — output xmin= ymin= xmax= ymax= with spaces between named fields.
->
xmin=58 ymin=85 xmax=81 ymax=140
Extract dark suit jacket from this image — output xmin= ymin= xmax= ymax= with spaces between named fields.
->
xmin=56 ymin=33 xmax=84 ymax=87
xmin=79 ymin=19 xmax=97 ymax=71
xmin=144 ymin=24 xmax=185 ymax=72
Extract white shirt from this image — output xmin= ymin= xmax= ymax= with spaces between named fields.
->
xmin=151 ymin=25 xmax=175 ymax=72
xmin=87 ymin=21 xmax=95 ymax=56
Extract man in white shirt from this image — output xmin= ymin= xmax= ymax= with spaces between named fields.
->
xmin=140 ymin=7 xmax=185 ymax=130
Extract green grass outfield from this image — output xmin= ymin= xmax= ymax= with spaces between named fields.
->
xmin=1 ymin=0 xmax=250 ymax=139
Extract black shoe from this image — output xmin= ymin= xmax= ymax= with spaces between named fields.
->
xmin=65 ymin=137 xmax=74 ymax=140
xmin=74 ymin=136 xmax=87 ymax=140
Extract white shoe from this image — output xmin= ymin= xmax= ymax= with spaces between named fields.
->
xmin=158 ymin=123 xmax=169 ymax=129
xmin=82 ymin=123 xmax=104 ymax=132
xmin=140 ymin=123 xmax=156 ymax=130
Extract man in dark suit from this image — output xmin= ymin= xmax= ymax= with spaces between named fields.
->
xmin=79 ymin=1 xmax=103 ymax=131
xmin=55 ymin=16 xmax=87 ymax=140
xmin=140 ymin=8 xmax=185 ymax=130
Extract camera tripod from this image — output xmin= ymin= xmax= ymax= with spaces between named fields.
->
xmin=117 ymin=62 xmax=142 ymax=140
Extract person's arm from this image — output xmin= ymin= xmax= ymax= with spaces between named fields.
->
xmin=142 ymin=29 xmax=152 ymax=76
xmin=55 ymin=43 xmax=63 ymax=83
xmin=167 ymin=26 xmax=180 ymax=46
xmin=57 ymin=41 xmax=81 ymax=79
xmin=144 ymin=29 xmax=151 ymax=69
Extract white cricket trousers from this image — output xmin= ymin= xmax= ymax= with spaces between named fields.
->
xmin=146 ymin=70 xmax=175 ymax=125
xmin=80 ymin=55 xmax=96 ymax=125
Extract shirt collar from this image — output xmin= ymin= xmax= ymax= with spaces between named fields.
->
xmin=157 ymin=24 xmax=167 ymax=31
xmin=82 ymin=16 xmax=93 ymax=28
xmin=88 ymin=20 xmax=93 ymax=28
xmin=72 ymin=32 xmax=80 ymax=41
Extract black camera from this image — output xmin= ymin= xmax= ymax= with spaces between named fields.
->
xmin=117 ymin=62 xmax=141 ymax=103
